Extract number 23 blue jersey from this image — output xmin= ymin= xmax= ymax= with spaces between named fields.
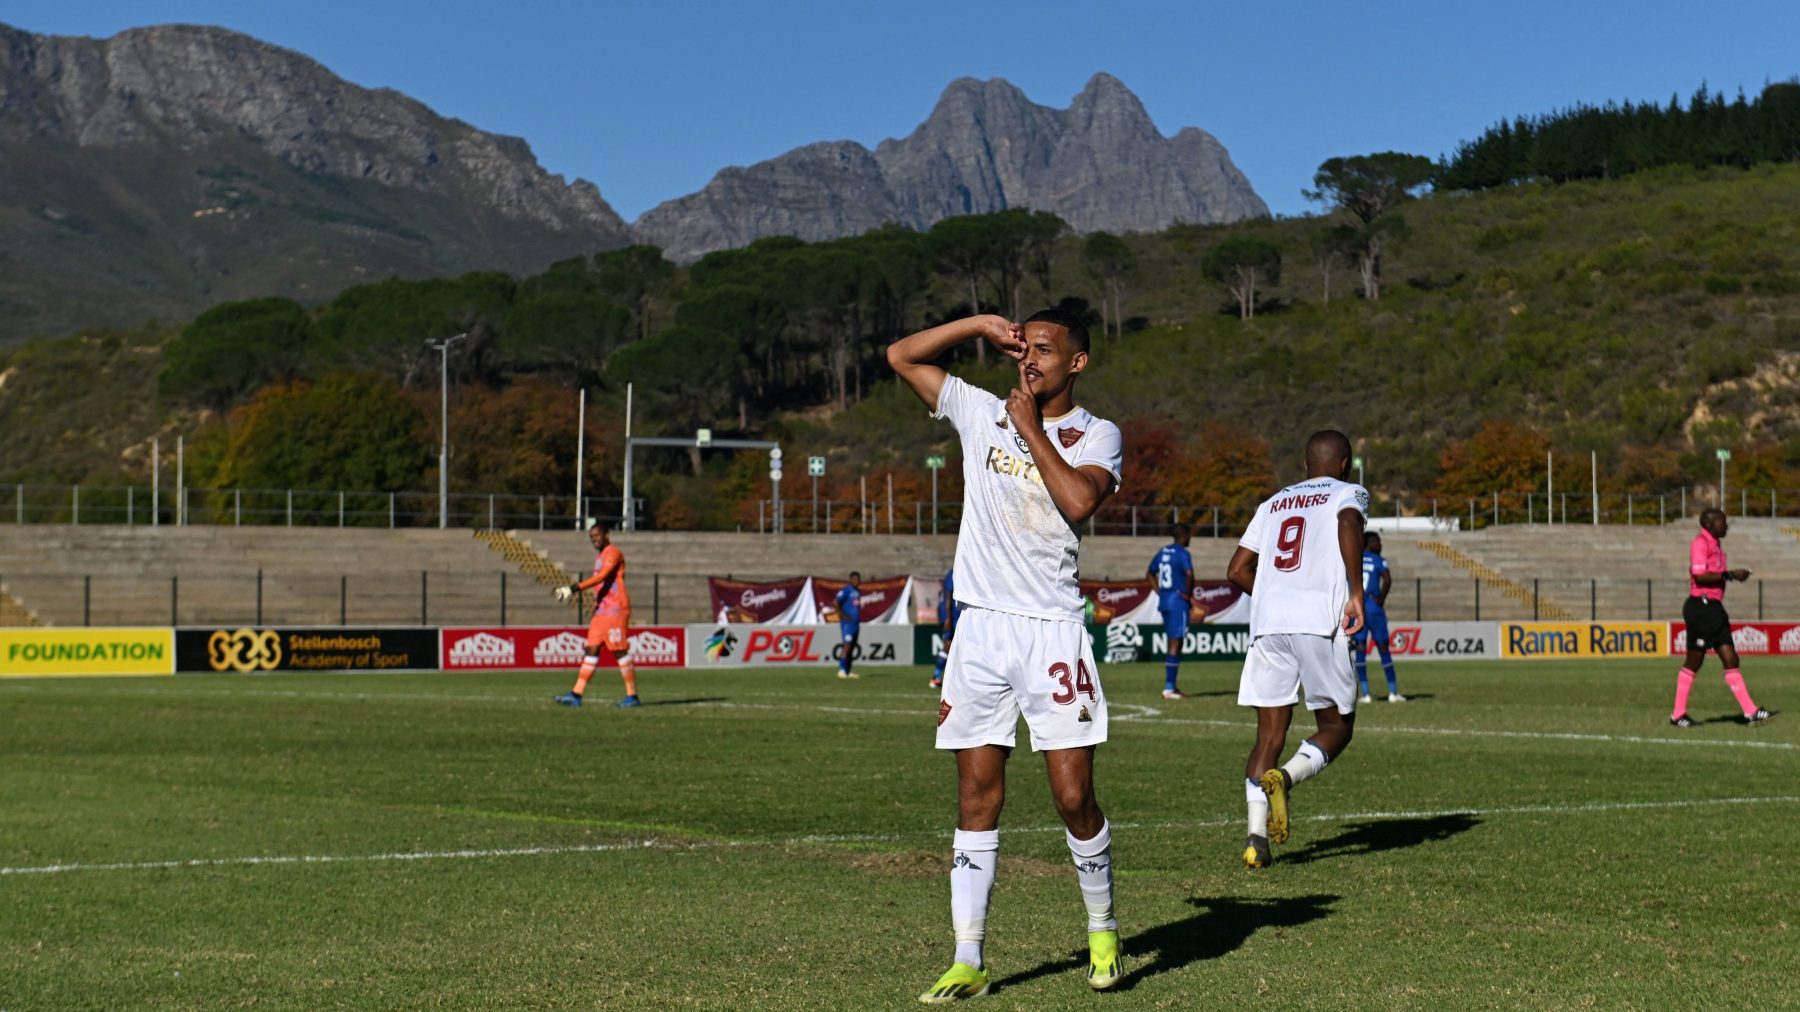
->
xmin=1361 ymin=551 xmax=1389 ymax=612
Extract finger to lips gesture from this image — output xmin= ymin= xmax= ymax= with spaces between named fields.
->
xmin=1007 ymin=355 xmax=1040 ymax=432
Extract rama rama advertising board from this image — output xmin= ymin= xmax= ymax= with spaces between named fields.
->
xmin=441 ymin=626 xmax=686 ymax=670
xmin=1095 ymin=622 xmax=1252 ymax=664
xmin=1499 ymin=621 xmax=1668 ymax=659
xmin=0 ymin=628 xmax=174 ymax=677
xmin=176 ymin=627 xmax=439 ymax=673
xmin=1670 ymin=621 xmax=1800 ymax=655
xmin=686 ymin=623 xmax=912 ymax=667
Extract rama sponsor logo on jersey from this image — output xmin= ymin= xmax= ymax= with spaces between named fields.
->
xmin=1501 ymin=622 xmax=1667 ymax=658
xmin=448 ymin=632 xmax=516 ymax=667
xmin=984 ymin=445 xmax=1045 ymax=485
xmin=704 ymin=628 xmax=737 ymax=662
xmin=532 ymin=632 xmax=589 ymax=667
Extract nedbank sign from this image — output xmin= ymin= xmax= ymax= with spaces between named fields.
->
xmin=0 ymin=629 xmax=174 ymax=676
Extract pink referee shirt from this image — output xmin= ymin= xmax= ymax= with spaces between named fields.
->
xmin=1689 ymin=530 xmax=1725 ymax=601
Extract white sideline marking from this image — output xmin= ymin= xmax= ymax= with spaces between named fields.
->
xmin=5 ymin=795 xmax=1797 ymax=879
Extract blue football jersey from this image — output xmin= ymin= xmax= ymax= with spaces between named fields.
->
xmin=1361 ymin=551 xmax=1389 ymax=611
xmin=1149 ymin=544 xmax=1194 ymax=611
xmin=836 ymin=584 xmax=861 ymax=623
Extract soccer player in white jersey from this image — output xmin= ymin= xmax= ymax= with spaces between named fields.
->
xmin=888 ymin=309 xmax=1126 ymax=1002
xmin=1226 ymin=430 xmax=1369 ymax=869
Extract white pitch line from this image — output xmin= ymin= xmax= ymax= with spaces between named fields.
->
xmin=5 ymin=795 xmax=1797 ymax=879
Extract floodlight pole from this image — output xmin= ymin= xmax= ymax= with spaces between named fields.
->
xmin=427 ymin=333 xmax=469 ymax=529
xmin=576 ymin=388 xmax=587 ymax=529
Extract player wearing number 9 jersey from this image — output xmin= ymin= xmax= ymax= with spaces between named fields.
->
xmin=1226 ymin=430 xmax=1369 ymax=869
xmin=889 ymin=309 xmax=1127 ymax=1000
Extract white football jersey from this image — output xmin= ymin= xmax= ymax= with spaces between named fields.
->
xmin=1239 ymin=477 xmax=1369 ymax=638
xmin=934 ymin=375 xmax=1123 ymax=622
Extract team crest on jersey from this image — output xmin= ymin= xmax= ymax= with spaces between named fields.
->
xmin=1077 ymin=705 xmax=1092 ymax=723
xmin=1058 ymin=426 xmax=1084 ymax=448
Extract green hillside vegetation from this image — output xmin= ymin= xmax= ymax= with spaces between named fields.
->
xmin=3 ymin=157 xmax=1798 ymax=529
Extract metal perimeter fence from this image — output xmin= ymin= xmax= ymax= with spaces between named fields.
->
xmin=9 ymin=571 xmax=1800 ymax=628
xmin=4 ymin=481 xmax=1799 ymax=535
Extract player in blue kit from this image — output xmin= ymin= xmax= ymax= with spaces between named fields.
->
xmin=1351 ymin=532 xmax=1404 ymax=702
xmin=836 ymin=571 xmax=862 ymax=680
xmin=931 ymin=569 xmax=960 ymax=690
xmin=1149 ymin=523 xmax=1195 ymax=700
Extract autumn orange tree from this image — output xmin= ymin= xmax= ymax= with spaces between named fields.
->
xmin=1154 ymin=420 xmax=1275 ymax=524
xmin=1432 ymin=420 xmax=1551 ymax=499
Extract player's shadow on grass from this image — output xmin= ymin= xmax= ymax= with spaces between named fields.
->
xmin=991 ymin=894 xmax=1339 ymax=994
xmin=1276 ymin=813 xmax=1479 ymax=866
xmin=643 ymin=697 xmax=727 ymax=707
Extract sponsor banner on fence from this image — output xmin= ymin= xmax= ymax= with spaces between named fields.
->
xmin=813 ymin=576 xmax=913 ymax=624
xmin=176 ymin=627 xmax=439 ymax=673
xmin=1499 ymin=622 xmax=1668 ymax=659
xmin=685 ymin=623 xmax=912 ymax=667
xmin=441 ymin=626 xmax=687 ymax=670
xmin=1192 ymin=581 xmax=1250 ymax=624
xmin=0 ymin=628 xmax=174 ymax=677
xmin=1081 ymin=580 xmax=1160 ymax=625
xmin=1380 ymin=622 xmax=1500 ymax=661
xmin=1669 ymin=621 xmax=1800 ymax=655
xmin=1096 ymin=622 xmax=1253 ymax=664
xmin=708 ymin=577 xmax=813 ymax=624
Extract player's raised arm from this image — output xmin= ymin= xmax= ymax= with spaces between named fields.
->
xmin=887 ymin=315 xmax=1024 ymax=412
xmin=1339 ymin=508 xmax=1366 ymax=635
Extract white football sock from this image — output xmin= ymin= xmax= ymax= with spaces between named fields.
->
xmin=1065 ymin=819 xmax=1117 ymax=933
xmin=1245 ymin=778 xmax=1269 ymax=837
xmin=951 ymin=828 xmax=998 ymax=968
xmin=1281 ymin=739 xmax=1329 ymax=788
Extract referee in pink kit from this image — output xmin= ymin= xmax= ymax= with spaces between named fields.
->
xmin=1671 ymin=509 xmax=1775 ymax=727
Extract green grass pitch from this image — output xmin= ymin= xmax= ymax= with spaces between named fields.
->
xmin=2 ymin=659 xmax=1795 ymax=1009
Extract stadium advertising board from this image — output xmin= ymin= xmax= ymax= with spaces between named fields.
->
xmin=684 ymin=624 xmax=911 ymax=667
xmin=0 ymin=628 xmax=174 ymax=677
xmin=176 ymin=627 xmax=438 ymax=673
xmin=1095 ymin=622 xmax=1252 ymax=664
xmin=440 ymin=626 xmax=687 ymax=670
xmin=1380 ymin=622 xmax=1501 ymax=661
xmin=1192 ymin=580 xmax=1251 ymax=623
xmin=1669 ymin=621 xmax=1800 ymax=655
xmin=812 ymin=576 xmax=912 ymax=624
xmin=1499 ymin=622 xmax=1668 ymax=659
xmin=708 ymin=577 xmax=811 ymax=623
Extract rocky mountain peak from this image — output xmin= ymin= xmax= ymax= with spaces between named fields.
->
xmin=637 ymin=73 xmax=1267 ymax=261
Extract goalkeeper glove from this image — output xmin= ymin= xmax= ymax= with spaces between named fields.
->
xmin=554 ymin=583 xmax=580 ymax=603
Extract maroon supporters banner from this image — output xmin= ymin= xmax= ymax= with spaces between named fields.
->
xmin=1670 ymin=621 xmax=1800 ymax=655
xmin=441 ymin=626 xmax=687 ymax=670
xmin=1080 ymin=579 xmax=1156 ymax=624
xmin=1192 ymin=580 xmax=1248 ymax=623
xmin=708 ymin=577 xmax=810 ymax=624
xmin=813 ymin=576 xmax=908 ymax=623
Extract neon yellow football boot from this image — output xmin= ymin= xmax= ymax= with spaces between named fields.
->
xmin=918 ymin=962 xmax=989 ymax=1003
xmin=1087 ymin=929 xmax=1124 ymax=991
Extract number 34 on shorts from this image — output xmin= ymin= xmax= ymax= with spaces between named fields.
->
xmin=934 ymin=608 xmax=1109 ymax=752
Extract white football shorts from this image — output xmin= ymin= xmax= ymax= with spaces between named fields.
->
xmin=936 ymin=606 xmax=1108 ymax=752
xmin=1237 ymin=631 xmax=1357 ymax=715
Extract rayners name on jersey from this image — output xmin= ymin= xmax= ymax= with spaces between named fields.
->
xmin=985 ymin=445 xmax=1046 ymax=485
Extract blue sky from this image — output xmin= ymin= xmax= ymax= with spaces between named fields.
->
xmin=11 ymin=2 xmax=1798 ymax=223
